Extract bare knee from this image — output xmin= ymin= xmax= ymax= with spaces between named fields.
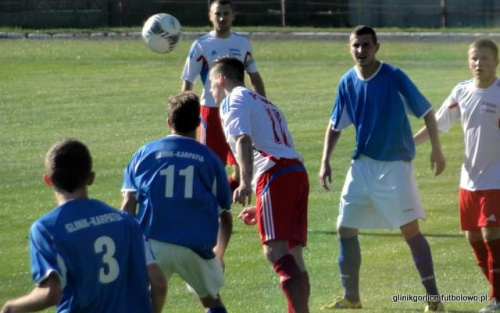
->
xmin=263 ymin=240 xmax=289 ymax=264
xmin=337 ymin=226 xmax=358 ymax=238
xmin=200 ymin=294 xmax=224 ymax=310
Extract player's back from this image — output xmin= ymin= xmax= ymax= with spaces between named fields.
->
xmin=128 ymin=135 xmax=231 ymax=259
xmin=31 ymin=199 xmax=152 ymax=313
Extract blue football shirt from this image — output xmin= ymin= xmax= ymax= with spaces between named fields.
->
xmin=331 ymin=62 xmax=432 ymax=161
xmin=122 ymin=135 xmax=232 ymax=259
xmin=30 ymin=198 xmax=153 ymax=313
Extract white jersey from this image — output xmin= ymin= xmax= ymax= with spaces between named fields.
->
xmin=219 ymin=86 xmax=303 ymax=187
xmin=181 ymin=32 xmax=258 ymax=107
xmin=435 ymin=78 xmax=500 ymax=191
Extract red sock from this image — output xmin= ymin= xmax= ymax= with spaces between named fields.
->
xmin=471 ymin=240 xmax=490 ymax=281
xmin=485 ymin=239 xmax=500 ymax=300
xmin=274 ymin=255 xmax=309 ymax=313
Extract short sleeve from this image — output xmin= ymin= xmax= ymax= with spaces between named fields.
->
xmin=30 ymin=222 xmax=65 ymax=287
xmin=435 ymin=91 xmax=461 ymax=132
xmin=331 ymin=82 xmax=352 ymax=130
xmin=181 ymin=41 xmax=203 ymax=83
xmin=397 ymin=69 xmax=432 ymax=118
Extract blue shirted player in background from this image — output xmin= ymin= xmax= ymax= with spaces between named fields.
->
xmin=121 ymin=92 xmax=232 ymax=313
xmin=1 ymin=138 xmax=166 ymax=313
xmin=319 ymin=25 xmax=446 ymax=312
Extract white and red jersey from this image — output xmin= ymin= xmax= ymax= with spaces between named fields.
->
xmin=435 ymin=78 xmax=500 ymax=191
xmin=219 ymin=86 xmax=303 ymax=188
xmin=181 ymin=32 xmax=258 ymax=107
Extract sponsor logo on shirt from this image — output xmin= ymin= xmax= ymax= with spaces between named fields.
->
xmin=229 ymin=48 xmax=241 ymax=57
xmin=480 ymin=101 xmax=497 ymax=114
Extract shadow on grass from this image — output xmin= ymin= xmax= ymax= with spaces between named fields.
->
xmin=313 ymin=230 xmax=463 ymax=238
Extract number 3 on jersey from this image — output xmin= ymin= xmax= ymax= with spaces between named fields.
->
xmin=94 ymin=236 xmax=120 ymax=284
xmin=160 ymin=165 xmax=194 ymax=198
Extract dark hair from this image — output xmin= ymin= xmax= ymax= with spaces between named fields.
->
xmin=351 ymin=25 xmax=378 ymax=45
xmin=167 ymin=92 xmax=201 ymax=133
xmin=470 ymin=38 xmax=499 ymax=60
xmin=210 ymin=0 xmax=233 ymax=9
xmin=211 ymin=56 xmax=245 ymax=83
xmin=45 ymin=138 xmax=92 ymax=193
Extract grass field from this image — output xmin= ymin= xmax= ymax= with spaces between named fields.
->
xmin=0 ymin=36 xmax=488 ymax=312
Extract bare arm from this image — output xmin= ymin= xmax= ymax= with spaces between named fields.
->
xmin=147 ymin=263 xmax=167 ymax=313
xmin=319 ymin=123 xmax=342 ymax=191
xmin=248 ymin=72 xmax=266 ymax=97
xmin=2 ymin=273 xmax=61 ymax=313
xmin=181 ymin=80 xmax=194 ymax=92
xmin=121 ymin=191 xmax=138 ymax=216
xmin=214 ymin=211 xmax=233 ymax=271
xmin=413 ymin=126 xmax=430 ymax=146
xmin=233 ymin=134 xmax=254 ymax=205
xmin=423 ymin=109 xmax=446 ymax=176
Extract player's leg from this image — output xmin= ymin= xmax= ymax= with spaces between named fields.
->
xmin=466 ymin=230 xmax=490 ymax=284
xmin=290 ymin=245 xmax=310 ymax=306
xmin=256 ymin=159 xmax=310 ymax=313
xmin=264 ymin=240 xmax=309 ymax=313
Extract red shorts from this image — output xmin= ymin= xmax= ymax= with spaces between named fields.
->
xmin=459 ymin=188 xmax=500 ymax=231
xmin=255 ymin=158 xmax=309 ymax=248
xmin=199 ymin=106 xmax=235 ymax=166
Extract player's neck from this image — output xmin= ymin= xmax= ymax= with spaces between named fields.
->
xmin=212 ymin=29 xmax=231 ymax=38
xmin=356 ymin=60 xmax=380 ymax=79
xmin=475 ymin=76 xmax=497 ymax=89
xmin=54 ymin=189 xmax=89 ymax=205
xmin=171 ymin=130 xmax=196 ymax=139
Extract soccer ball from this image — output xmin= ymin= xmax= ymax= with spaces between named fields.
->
xmin=141 ymin=13 xmax=181 ymax=54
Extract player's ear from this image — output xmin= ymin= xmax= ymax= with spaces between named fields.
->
xmin=167 ymin=118 xmax=174 ymax=129
xmin=87 ymin=171 xmax=96 ymax=186
xmin=43 ymin=174 xmax=53 ymax=187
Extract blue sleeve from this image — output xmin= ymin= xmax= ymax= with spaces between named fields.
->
xmin=331 ymin=78 xmax=352 ymax=130
xmin=30 ymin=221 xmax=65 ymax=286
xmin=122 ymin=153 xmax=140 ymax=192
xmin=397 ymin=69 xmax=432 ymax=118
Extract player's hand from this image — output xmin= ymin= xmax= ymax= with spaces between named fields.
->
xmin=216 ymin=255 xmax=225 ymax=272
xmin=238 ymin=206 xmax=257 ymax=225
xmin=430 ymin=149 xmax=446 ymax=176
xmin=233 ymin=183 xmax=252 ymax=206
xmin=319 ymin=162 xmax=332 ymax=190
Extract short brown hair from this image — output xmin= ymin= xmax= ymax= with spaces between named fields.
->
xmin=45 ymin=138 xmax=92 ymax=193
xmin=470 ymin=38 xmax=499 ymax=60
xmin=351 ymin=25 xmax=378 ymax=45
xmin=167 ymin=92 xmax=201 ymax=133
xmin=211 ymin=56 xmax=245 ymax=83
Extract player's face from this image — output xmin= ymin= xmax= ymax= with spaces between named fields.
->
xmin=209 ymin=3 xmax=234 ymax=35
xmin=210 ymin=71 xmax=225 ymax=106
xmin=468 ymin=47 xmax=498 ymax=85
xmin=349 ymin=34 xmax=379 ymax=68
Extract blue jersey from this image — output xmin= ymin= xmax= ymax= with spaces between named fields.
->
xmin=331 ymin=62 xmax=432 ymax=161
xmin=30 ymin=199 xmax=152 ymax=313
xmin=122 ymin=135 xmax=231 ymax=259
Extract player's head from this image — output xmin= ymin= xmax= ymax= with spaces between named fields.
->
xmin=44 ymin=138 xmax=93 ymax=193
xmin=468 ymin=38 xmax=499 ymax=83
xmin=210 ymin=56 xmax=245 ymax=105
xmin=167 ymin=91 xmax=201 ymax=135
xmin=209 ymin=0 xmax=235 ymax=36
xmin=349 ymin=25 xmax=380 ymax=69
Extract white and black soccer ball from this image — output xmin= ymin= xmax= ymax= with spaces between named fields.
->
xmin=141 ymin=13 xmax=181 ymax=54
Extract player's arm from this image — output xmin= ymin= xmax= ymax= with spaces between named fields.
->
xmin=147 ymin=263 xmax=167 ymax=313
xmin=121 ymin=191 xmax=138 ymax=216
xmin=248 ymin=72 xmax=266 ymax=97
xmin=181 ymin=80 xmax=194 ymax=92
xmin=214 ymin=210 xmax=233 ymax=271
xmin=319 ymin=122 xmax=342 ymax=191
xmin=423 ymin=109 xmax=446 ymax=176
xmin=233 ymin=134 xmax=253 ymax=205
xmin=1 ymin=273 xmax=61 ymax=313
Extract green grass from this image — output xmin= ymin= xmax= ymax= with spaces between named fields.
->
xmin=0 ymin=37 xmax=487 ymax=312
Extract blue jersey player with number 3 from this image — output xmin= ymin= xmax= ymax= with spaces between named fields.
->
xmin=121 ymin=92 xmax=232 ymax=313
xmin=1 ymin=139 xmax=166 ymax=313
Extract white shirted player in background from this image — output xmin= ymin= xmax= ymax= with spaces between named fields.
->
xmin=415 ymin=38 xmax=500 ymax=313
xmin=210 ymin=56 xmax=310 ymax=313
xmin=181 ymin=0 xmax=266 ymax=192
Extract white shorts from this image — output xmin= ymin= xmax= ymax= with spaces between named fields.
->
xmin=150 ymin=240 xmax=224 ymax=299
xmin=337 ymin=155 xmax=425 ymax=229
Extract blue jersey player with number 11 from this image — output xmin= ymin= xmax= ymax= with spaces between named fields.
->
xmin=121 ymin=92 xmax=232 ymax=313
xmin=1 ymin=138 xmax=166 ymax=313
